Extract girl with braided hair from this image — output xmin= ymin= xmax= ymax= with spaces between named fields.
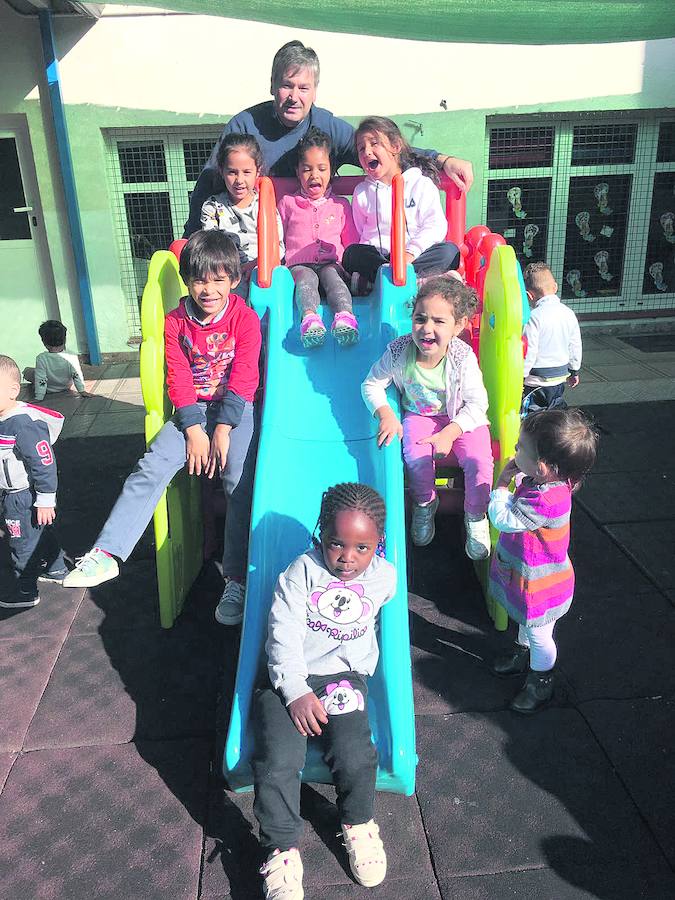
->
xmin=253 ymin=482 xmax=395 ymax=899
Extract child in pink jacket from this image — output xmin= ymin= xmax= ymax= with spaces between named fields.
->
xmin=278 ymin=128 xmax=360 ymax=349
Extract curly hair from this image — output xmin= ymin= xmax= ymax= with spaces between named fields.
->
xmin=296 ymin=127 xmax=334 ymax=174
xmin=521 ymin=408 xmax=599 ymax=490
xmin=315 ymin=482 xmax=386 ymax=542
xmin=414 ymin=276 xmax=478 ymax=321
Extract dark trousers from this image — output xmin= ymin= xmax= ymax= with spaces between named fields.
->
xmin=252 ymin=672 xmax=378 ymax=854
xmin=342 ymin=241 xmax=460 ymax=283
xmin=521 ymin=383 xmax=567 ymax=416
xmin=2 ymin=488 xmax=66 ymax=596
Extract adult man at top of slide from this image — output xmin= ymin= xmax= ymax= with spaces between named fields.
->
xmin=183 ymin=40 xmax=474 ymax=237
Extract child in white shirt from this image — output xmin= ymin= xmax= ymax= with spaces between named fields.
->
xmin=23 ymin=320 xmax=90 ymax=401
xmin=522 ymin=263 xmax=582 ymax=415
xmin=343 ymin=116 xmax=459 ymax=290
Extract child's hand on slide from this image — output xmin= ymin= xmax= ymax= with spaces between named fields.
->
xmin=207 ymin=424 xmax=231 ymax=478
xmin=497 ymin=458 xmax=519 ymax=488
xmin=376 ymin=408 xmax=403 ymax=447
xmin=288 ymin=692 xmax=329 ymax=737
xmin=185 ymin=425 xmax=211 ymax=476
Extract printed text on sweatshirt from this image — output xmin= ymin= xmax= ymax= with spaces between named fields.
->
xmin=266 ymin=547 xmax=397 ymax=705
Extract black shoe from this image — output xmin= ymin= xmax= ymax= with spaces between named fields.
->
xmin=510 ymin=668 xmax=554 ymax=715
xmin=38 ymin=569 xmax=68 ymax=584
xmin=0 ymin=590 xmax=40 ymax=609
xmin=492 ymin=643 xmax=529 ymax=677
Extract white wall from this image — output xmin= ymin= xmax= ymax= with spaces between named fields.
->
xmin=24 ymin=7 xmax=675 ymax=116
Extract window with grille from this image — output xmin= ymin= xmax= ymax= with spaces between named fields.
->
xmin=105 ymin=126 xmax=222 ymax=338
xmin=484 ymin=113 xmax=675 ymax=316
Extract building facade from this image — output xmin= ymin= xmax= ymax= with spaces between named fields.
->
xmin=1 ymin=2 xmax=674 ymax=368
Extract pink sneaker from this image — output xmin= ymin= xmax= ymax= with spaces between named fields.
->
xmin=331 ymin=311 xmax=359 ymax=347
xmin=300 ymin=312 xmax=326 ymax=349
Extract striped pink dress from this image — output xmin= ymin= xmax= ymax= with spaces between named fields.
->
xmin=489 ymin=478 xmax=574 ymax=627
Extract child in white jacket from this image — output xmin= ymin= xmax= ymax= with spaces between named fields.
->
xmin=522 ymin=262 xmax=582 ymax=415
xmin=343 ymin=117 xmax=459 ymax=289
xmin=362 ymin=278 xmax=493 ymax=558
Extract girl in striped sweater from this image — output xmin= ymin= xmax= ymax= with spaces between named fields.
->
xmin=488 ymin=409 xmax=598 ymax=714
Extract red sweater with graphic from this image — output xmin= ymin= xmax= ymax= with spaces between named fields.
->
xmin=164 ymin=294 xmax=261 ymax=430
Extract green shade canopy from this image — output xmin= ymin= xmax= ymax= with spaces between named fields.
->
xmin=102 ymin=1 xmax=675 ymax=44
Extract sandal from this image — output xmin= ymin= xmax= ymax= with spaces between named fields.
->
xmin=331 ymin=311 xmax=359 ymax=347
xmin=300 ymin=312 xmax=326 ymax=349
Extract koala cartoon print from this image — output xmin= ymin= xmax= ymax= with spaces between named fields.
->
xmin=310 ymin=580 xmax=373 ymax=626
xmin=321 ymin=680 xmax=365 ymax=716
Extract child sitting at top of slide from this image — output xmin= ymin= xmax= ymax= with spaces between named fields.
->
xmin=23 ymin=320 xmax=91 ymax=401
xmin=521 ymin=261 xmax=582 ymax=415
xmin=277 ymin=128 xmax=360 ymax=348
xmin=253 ymin=483 xmax=394 ymax=900
xmin=362 ymin=277 xmax=493 ymax=559
xmin=343 ymin=116 xmax=459 ymax=291
xmin=64 ymin=231 xmax=261 ymax=628
xmin=200 ymin=133 xmax=284 ymax=300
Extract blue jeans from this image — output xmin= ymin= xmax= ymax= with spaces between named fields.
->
xmin=96 ymin=402 xmax=257 ymax=580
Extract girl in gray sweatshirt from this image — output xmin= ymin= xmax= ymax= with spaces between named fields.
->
xmin=254 ymin=483 xmax=397 ymax=900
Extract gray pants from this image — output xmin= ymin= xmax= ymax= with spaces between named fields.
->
xmin=291 ymin=263 xmax=353 ymax=317
xmin=96 ymin=402 xmax=257 ymax=580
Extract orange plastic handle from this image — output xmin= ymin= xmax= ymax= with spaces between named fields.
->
xmin=441 ymin=176 xmax=466 ymax=250
xmin=391 ymin=173 xmax=406 ymax=287
xmin=257 ymin=176 xmax=280 ymax=289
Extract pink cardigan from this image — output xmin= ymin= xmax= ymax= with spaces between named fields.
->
xmin=277 ymin=188 xmax=359 ymax=267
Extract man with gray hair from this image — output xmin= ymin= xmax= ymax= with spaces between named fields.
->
xmin=184 ymin=40 xmax=474 ymax=236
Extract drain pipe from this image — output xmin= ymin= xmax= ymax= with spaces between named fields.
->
xmin=38 ymin=9 xmax=102 ymax=365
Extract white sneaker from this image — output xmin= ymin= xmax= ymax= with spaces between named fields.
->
xmin=341 ymin=820 xmax=387 ymax=887
xmin=465 ymin=514 xmax=491 ymax=560
xmin=214 ymin=579 xmax=245 ymax=625
xmin=62 ymin=548 xmax=119 ymax=588
xmin=260 ymin=848 xmax=304 ymax=900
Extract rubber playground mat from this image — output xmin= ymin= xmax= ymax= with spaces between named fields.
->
xmin=1 ymin=408 xmax=674 ymax=899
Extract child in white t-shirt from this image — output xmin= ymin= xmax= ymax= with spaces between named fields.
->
xmin=23 ymin=320 xmax=91 ymax=401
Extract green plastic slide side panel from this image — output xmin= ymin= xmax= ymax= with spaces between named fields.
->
xmin=139 ymin=251 xmax=204 ymax=628
xmin=479 ymin=244 xmax=525 ymax=630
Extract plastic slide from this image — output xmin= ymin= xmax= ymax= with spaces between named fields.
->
xmin=224 ymin=176 xmax=419 ymax=794
xmin=137 ymin=173 xmax=526 ymax=791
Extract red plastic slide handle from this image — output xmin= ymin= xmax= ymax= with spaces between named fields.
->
xmin=257 ymin=176 xmax=280 ymax=289
xmin=391 ymin=173 xmax=406 ymax=287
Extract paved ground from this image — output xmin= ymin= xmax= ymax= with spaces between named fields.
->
xmin=1 ymin=337 xmax=674 ymax=899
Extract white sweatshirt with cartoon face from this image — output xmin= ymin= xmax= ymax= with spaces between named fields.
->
xmin=266 ymin=547 xmax=397 ymax=705
xmin=351 ymin=167 xmax=448 ymax=259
